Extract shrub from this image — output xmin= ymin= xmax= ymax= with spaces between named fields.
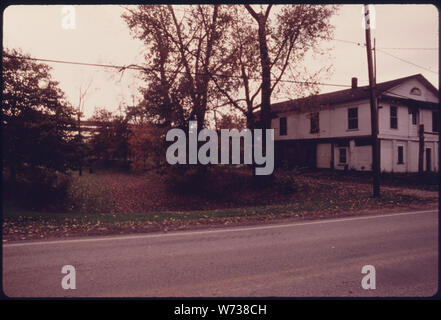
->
xmin=3 ymin=166 xmax=72 ymax=210
xmin=163 ymin=165 xmax=298 ymax=201
xmin=273 ymin=173 xmax=298 ymax=194
xmin=164 ymin=166 xmax=254 ymax=200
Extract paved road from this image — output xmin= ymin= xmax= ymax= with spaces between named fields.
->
xmin=2 ymin=210 xmax=438 ymax=297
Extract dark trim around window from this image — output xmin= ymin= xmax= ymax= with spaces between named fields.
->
xmin=339 ymin=148 xmax=347 ymax=164
xmin=348 ymin=107 xmax=358 ymax=130
xmin=433 ymin=111 xmax=439 ymax=133
xmin=397 ymin=146 xmax=404 ymax=164
xmin=310 ymin=112 xmax=319 ymax=133
xmin=390 ymin=105 xmax=398 ymax=129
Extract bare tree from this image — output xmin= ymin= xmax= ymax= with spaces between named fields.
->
xmin=122 ymin=5 xmax=234 ymax=132
xmin=243 ymin=4 xmax=338 ymax=130
xmin=206 ymin=5 xmax=261 ymax=130
xmin=77 ymin=78 xmax=93 ymax=175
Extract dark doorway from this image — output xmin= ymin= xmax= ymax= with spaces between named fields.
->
xmin=275 ymin=140 xmax=317 ymax=169
xmin=426 ymin=148 xmax=432 ymax=172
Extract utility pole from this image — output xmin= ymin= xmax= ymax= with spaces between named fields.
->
xmin=373 ymin=38 xmax=377 ymax=82
xmin=418 ymin=124 xmax=424 ymax=174
xmin=77 ymin=106 xmax=82 ymax=176
xmin=364 ymin=4 xmax=380 ymax=197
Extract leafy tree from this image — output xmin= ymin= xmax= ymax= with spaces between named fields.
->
xmin=87 ymin=108 xmax=114 ymax=163
xmin=215 ymin=112 xmax=246 ymax=131
xmin=128 ymin=122 xmax=166 ymax=171
xmin=88 ymin=107 xmax=131 ymax=167
xmin=2 ymin=49 xmax=78 ymax=181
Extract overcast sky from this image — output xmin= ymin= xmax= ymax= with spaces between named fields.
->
xmin=3 ymin=4 xmax=439 ymax=118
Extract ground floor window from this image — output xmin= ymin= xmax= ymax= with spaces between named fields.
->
xmin=279 ymin=117 xmax=287 ymax=136
xmin=397 ymin=145 xmax=404 ymax=164
xmin=426 ymin=148 xmax=432 ymax=172
xmin=339 ymin=148 xmax=347 ymax=164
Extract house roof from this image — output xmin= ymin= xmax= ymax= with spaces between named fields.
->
xmin=270 ymin=74 xmax=439 ymax=114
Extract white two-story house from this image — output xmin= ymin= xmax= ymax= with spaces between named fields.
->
xmin=271 ymin=74 xmax=439 ymax=173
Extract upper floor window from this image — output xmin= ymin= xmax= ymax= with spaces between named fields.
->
xmin=310 ymin=112 xmax=319 ymax=133
xmin=433 ymin=111 xmax=439 ymax=133
xmin=279 ymin=117 xmax=287 ymax=136
xmin=348 ymin=107 xmax=358 ymax=130
xmin=411 ymin=110 xmax=418 ymax=125
xmin=390 ymin=106 xmax=398 ymax=129
xmin=410 ymin=87 xmax=422 ymax=96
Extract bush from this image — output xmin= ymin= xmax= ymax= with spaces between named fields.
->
xmin=273 ymin=174 xmax=298 ymax=194
xmin=164 ymin=165 xmax=254 ymax=200
xmin=3 ymin=166 xmax=72 ymax=210
xmin=164 ymin=165 xmax=298 ymax=201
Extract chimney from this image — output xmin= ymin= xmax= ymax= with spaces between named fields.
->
xmin=351 ymin=77 xmax=358 ymax=89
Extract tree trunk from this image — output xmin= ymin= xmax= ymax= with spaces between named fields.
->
xmin=255 ymin=15 xmax=273 ymax=182
xmin=257 ymin=16 xmax=272 ymax=132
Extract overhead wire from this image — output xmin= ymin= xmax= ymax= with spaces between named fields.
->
xmin=2 ymin=53 xmax=353 ymax=88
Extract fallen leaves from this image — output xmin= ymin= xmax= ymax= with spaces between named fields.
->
xmin=3 ymin=170 xmax=437 ymax=242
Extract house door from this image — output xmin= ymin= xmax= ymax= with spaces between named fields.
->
xmin=426 ymin=148 xmax=432 ymax=172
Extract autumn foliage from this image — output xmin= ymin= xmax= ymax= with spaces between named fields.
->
xmin=128 ymin=123 xmax=166 ymax=171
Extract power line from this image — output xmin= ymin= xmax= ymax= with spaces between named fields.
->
xmin=3 ymin=53 xmax=352 ymax=88
xmin=330 ymin=37 xmax=365 ymax=47
xmin=376 ymin=49 xmax=438 ymax=74
xmin=325 ymin=36 xmax=438 ymax=53
xmin=321 ymin=37 xmax=438 ymax=75
xmin=5 ymin=38 xmax=438 ymax=86
xmin=376 ymin=47 xmax=438 ymax=50
xmin=325 ymin=37 xmax=438 ymax=51
xmin=2 ymin=54 xmax=143 ymax=71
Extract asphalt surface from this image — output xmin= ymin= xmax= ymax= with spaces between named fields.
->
xmin=2 ymin=209 xmax=438 ymax=297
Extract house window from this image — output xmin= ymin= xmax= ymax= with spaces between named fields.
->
xmin=339 ymin=148 xmax=347 ymax=164
xmin=432 ymin=111 xmax=439 ymax=133
xmin=397 ymin=146 xmax=404 ymax=164
xmin=279 ymin=117 xmax=287 ymax=136
xmin=348 ymin=108 xmax=358 ymax=130
xmin=390 ymin=106 xmax=398 ymax=129
xmin=411 ymin=110 xmax=417 ymax=125
xmin=410 ymin=87 xmax=422 ymax=96
xmin=310 ymin=112 xmax=319 ymax=133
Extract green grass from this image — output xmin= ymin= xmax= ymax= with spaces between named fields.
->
xmin=305 ymin=169 xmax=439 ymax=191
xmin=67 ymin=170 xmax=115 ymax=213
xmin=3 ymin=186 xmax=426 ymax=226
xmin=3 ymin=168 xmax=436 ymax=240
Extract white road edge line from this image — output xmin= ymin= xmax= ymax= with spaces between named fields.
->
xmin=3 ymin=209 xmax=437 ymax=248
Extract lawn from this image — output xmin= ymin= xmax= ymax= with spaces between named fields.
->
xmin=2 ymin=168 xmax=438 ymax=241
